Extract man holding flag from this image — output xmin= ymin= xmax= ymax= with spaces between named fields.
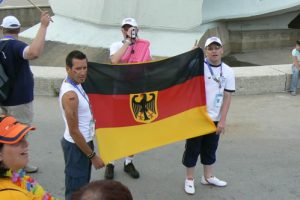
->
xmin=182 ymin=37 xmax=235 ymax=195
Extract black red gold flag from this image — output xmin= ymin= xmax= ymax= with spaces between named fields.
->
xmin=83 ymin=48 xmax=216 ymax=163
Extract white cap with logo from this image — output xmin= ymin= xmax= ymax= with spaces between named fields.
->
xmin=1 ymin=16 xmax=21 ymax=29
xmin=205 ymin=37 xmax=222 ymax=48
xmin=121 ymin=18 xmax=138 ymax=27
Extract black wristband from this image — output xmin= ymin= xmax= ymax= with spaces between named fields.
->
xmin=87 ymin=151 xmax=96 ymax=160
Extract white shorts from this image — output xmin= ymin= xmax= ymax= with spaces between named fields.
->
xmin=1 ymin=101 xmax=33 ymax=125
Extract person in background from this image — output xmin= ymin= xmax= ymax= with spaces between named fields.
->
xmin=0 ymin=115 xmax=58 ymax=199
xmin=0 ymin=12 xmax=51 ymax=173
xmin=72 ymin=180 xmax=133 ymax=200
xmin=106 ymin=17 xmax=152 ymax=180
xmin=182 ymin=36 xmax=235 ymax=195
xmin=289 ymin=40 xmax=300 ymax=96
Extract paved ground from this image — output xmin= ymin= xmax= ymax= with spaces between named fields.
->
xmin=27 ymin=93 xmax=300 ymax=200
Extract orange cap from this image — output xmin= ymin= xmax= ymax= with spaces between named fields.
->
xmin=0 ymin=115 xmax=35 ymax=144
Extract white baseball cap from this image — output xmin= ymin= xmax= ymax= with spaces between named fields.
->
xmin=121 ymin=18 xmax=138 ymax=27
xmin=1 ymin=16 xmax=21 ymax=29
xmin=205 ymin=37 xmax=222 ymax=47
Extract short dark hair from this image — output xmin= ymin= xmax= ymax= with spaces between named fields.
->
xmin=72 ymin=180 xmax=133 ymax=200
xmin=0 ymin=143 xmax=9 ymax=178
xmin=66 ymin=50 xmax=87 ymax=68
xmin=296 ymin=40 xmax=300 ymax=45
xmin=2 ymin=28 xmax=20 ymax=35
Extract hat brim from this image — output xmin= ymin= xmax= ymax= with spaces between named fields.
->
xmin=205 ymin=41 xmax=222 ymax=48
xmin=0 ymin=124 xmax=35 ymax=144
xmin=122 ymin=23 xmax=137 ymax=28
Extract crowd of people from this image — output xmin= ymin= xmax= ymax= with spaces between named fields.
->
xmin=4 ymin=8 xmax=299 ymax=199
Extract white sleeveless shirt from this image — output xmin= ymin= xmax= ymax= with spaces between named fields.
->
xmin=59 ymin=78 xmax=93 ymax=143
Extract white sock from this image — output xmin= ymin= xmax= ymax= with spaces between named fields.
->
xmin=125 ymin=157 xmax=133 ymax=165
xmin=108 ymin=161 xmax=115 ymax=165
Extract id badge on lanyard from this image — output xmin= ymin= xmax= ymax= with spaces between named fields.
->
xmin=214 ymin=78 xmax=225 ymax=108
xmin=214 ymin=93 xmax=223 ymax=108
xmin=89 ymin=119 xmax=96 ymax=137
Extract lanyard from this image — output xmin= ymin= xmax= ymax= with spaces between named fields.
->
xmin=1 ymin=36 xmax=15 ymax=40
xmin=205 ymin=59 xmax=223 ymax=88
xmin=66 ymin=77 xmax=93 ymax=117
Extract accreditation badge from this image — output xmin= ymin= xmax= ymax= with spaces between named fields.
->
xmin=89 ymin=119 xmax=95 ymax=137
xmin=214 ymin=93 xmax=223 ymax=108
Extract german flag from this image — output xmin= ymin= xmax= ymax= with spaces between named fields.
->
xmin=83 ymin=48 xmax=216 ymax=163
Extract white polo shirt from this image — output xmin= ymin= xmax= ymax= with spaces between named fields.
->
xmin=204 ymin=61 xmax=235 ymax=121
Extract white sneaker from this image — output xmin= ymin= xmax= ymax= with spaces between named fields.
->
xmin=184 ymin=179 xmax=195 ymax=194
xmin=201 ymin=176 xmax=227 ymax=187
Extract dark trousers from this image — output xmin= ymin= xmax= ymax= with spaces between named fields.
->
xmin=61 ymin=138 xmax=93 ymax=200
xmin=182 ymin=122 xmax=220 ymax=167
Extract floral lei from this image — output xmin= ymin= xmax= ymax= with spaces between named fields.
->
xmin=8 ymin=169 xmax=59 ymax=200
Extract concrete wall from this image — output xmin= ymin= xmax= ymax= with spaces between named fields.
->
xmin=48 ymin=0 xmax=300 ymax=30
xmin=200 ymin=2 xmax=300 ymax=54
xmin=49 ymin=0 xmax=203 ymax=30
xmin=198 ymin=24 xmax=230 ymax=55
xmin=199 ymin=10 xmax=300 ymax=54
xmin=20 ymin=14 xmax=205 ymax=57
xmin=15 ymin=0 xmax=300 ymax=58
xmin=229 ymin=29 xmax=300 ymax=53
xmin=227 ymin=11 xmax=298 ymax=31
xmin=0 ymin=6 xmax=53 ymax=27
xmin=222 ymin=10 xmax=300 ymax=53
xmin=234 ymin=65 xmax=292 ymax=95
xmin=202 ymin=0 xmax=300 ymax=23
xmin=32 ymin=64 xmax=297 ymax=97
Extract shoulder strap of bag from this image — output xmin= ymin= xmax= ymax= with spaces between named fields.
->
xmin=0 ymin=39 xmax=22 ymax=76
xmin=0 ymin=40 xmax=9 ymax=52
xmin=0 ymin=40 xmax=22 ymax=93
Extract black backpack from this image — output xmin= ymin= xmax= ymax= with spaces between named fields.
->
xmin=0 ymin=40 xmax=12 ymax=103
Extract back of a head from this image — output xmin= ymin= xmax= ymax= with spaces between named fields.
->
xmin=1 ymin=16 xmax=21 ymax=34
xmin=72 ymin=180 xmax=133 ymax=200
xmin=1 ymin=16 xmax=21 ymax=29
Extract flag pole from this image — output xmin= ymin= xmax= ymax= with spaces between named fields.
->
xmin=25 ymin=0 xmax=53 ymax=22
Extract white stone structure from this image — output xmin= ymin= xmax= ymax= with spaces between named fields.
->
xmin=20 ymin=0 xmax=300 ymax=57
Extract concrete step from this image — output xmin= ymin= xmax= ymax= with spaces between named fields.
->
xmin=32 ymin=64 xmax=295 ymax=97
